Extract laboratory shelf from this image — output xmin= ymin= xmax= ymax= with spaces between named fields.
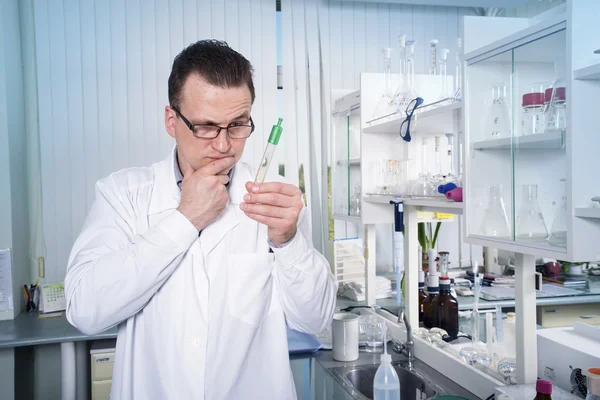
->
xmin=574 ymin=62 xmax=600 ymax=80
xmin=574 ymin=207 xmax=600 ymax=219
xmin=332 ymin=214 xmax=361 ymax=223
xmin=335 ymin=158 xmax=360 ymax=166
xmin=363 ymin=102 xmax=462 ymax=134
xmin=363 ymin=195 xmax=463 ymax=215
xmin=471 ymin=131 xmax=563 ymax=150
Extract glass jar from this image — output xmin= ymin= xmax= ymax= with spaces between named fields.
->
xmin=545 ymin=86 xmax=566 ymax=134
xmin=521 ymin=92 xmax=545 ymax=135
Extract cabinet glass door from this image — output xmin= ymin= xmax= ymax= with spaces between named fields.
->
xmin=332 ymin=108 xmax=361 ymax=217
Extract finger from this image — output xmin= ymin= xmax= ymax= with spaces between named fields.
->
xmin=217 ymin=174 xmax=230 ymax=185
xmin=198 ymin=156 xmax=236 ymax=176
xmin=243 ymin=212 xmax=289 ymax=229
xmin=179 ymin=155 xmax=195 ymax=179
xmin=245 ymin=181 xmax=301 ymax=197
xmin=240 ymin=202 xmax=290 ymax=219
xmin=242 ymin=192 xmax=297 ymax=207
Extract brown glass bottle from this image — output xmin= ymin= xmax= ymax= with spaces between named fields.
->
xmin=434 ymin=276 xmax=459 ymax=338
xmin=418 ymin=271 xmax=427 ymax=324
xmin=534 ymin=379 xmax=552 ymax=400
xmin=422 ymin=275 xmax=439 ymax=329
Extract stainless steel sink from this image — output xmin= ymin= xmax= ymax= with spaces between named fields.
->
xmin=329 ymin=361 xmax=443 ymax=400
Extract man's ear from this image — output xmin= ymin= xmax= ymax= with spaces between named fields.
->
xmin=165 ymin=106 xmax=176 ymax=138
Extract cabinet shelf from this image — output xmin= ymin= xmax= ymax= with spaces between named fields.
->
xmin=332 ymin=214 xmax=361 ymax=223
xmin=574 ymin=207 xmax=600 ymax=219
xmin=472 ymin=131 xmax=563 ymax=150
xmin=335 ymin=158 xmax=361 ymax=166
xmin=363 ymin=195 xmax=463 ymax=215
xmin=574 ymin=62 xmax=600 ymax=80
xmin=363 ymin=102 xmax=462 ymax=134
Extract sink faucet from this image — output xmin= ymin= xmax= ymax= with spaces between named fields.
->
xmin=392 ymin=310 xmax=414 ymax=370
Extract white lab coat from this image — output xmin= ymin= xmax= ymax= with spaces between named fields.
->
xmin=65 ymin=147 xmax=338 ymax=399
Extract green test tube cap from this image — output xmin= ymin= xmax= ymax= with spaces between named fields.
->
xmin=268 ymin=118 xmax=283 ymax=145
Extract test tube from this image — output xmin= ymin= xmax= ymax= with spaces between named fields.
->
xmin=254 ymin=118 xmax=283 ymax=184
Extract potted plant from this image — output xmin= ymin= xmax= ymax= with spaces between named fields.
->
xmin=418 ymin=221 xmax=441 ymax=270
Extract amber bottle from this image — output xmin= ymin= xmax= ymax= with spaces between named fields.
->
xmin=422 ymin=274 xmax=439 ymax=329
xmin=418 ymin=271 xmax=427 ymax=324
xmin=434 ymin=276 xmax=459 ymax=338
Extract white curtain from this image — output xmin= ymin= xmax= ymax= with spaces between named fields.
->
xmin=281 ymin=0 xmax=474 ymax=255
xmin=32 ymin=0 xmax=278 ymax=281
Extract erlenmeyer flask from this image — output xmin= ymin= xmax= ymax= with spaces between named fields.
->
xmin=479 ymin=185 xmax=511 ymax=239
xmin=549 ymin=179 xmax=567 ymax=248
xmin=485 ymin=84 xmax=511 ymax=138
xmin=516 ymin=184 xmax=548 ymax=241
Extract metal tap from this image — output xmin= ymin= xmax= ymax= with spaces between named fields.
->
xmin=392 ymin=309 xmax=414 ymax=370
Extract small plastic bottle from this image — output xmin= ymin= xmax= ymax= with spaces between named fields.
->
xmin=373 ymin=324 xmax=400 ymax=400
xmin=534 ymin=379 xmax=552 ymax=400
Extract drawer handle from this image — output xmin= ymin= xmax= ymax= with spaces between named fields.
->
xmin=579 ymin=315 xmax=597 ymax=319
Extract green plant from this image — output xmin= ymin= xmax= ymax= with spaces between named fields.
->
xmin=418 ymin=221 xmax=441 ymax=254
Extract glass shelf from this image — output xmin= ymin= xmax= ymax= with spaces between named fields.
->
xmin=465 ymin=28 xmax=568 ymax=252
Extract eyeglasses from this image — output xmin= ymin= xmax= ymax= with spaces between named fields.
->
xmin=399 ymin=97 xmax=424 ymax=143
xmin=172 ymin=106 xmax=255 ymax=139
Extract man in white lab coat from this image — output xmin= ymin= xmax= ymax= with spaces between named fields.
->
xmin=65 ymin=39 xmax=338 ymax=400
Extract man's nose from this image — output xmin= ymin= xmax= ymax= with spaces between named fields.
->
xmin=213 ymin=128 xmax=231 ymax=153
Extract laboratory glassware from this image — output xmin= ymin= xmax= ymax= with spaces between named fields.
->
xmin=444 ymin=133 xmax=460 ymax=185
xmin=521 ymin=92 xmax=546 ymax=135
xmin=391 ymin=34 xmax=409 ymax=107
xmin=364 ymin=315 xmax=383 ymax=352
xmin=350 ymin=184 xmax=361 ymax=217
xmin=423 ymin=274 xmax=439 ymax=329
xmin=411 ymin=136 xmax=430 ymax=198
xmin=545 ymin=85 xmax=566 ymax=135
xmin=516 ymin=184 xmax=549 ymax=242
xmin=438 ymin=251 xmax=450 ymax=277
xmin=255 ymin=118 xmax=283 ymax=183
xmin=434 ymin=276 xmax=458 ymax=338
xmin=405 ymin=40 xmax=418 ymax=100
xmin=427 ymin=136 xmax=445 ymax=196
xmin=418 ymin=271 xmax=427 ymax=323
xmin=438 ymin=48 xmax=451 ymax=105
xmin=370 ymin=48 xmax=394 ymax=120
xmin=479 ymin=184 xmax=511 ymax=238
xmin=549 ymin=179 xmax=567 ymax=248
xmin=454 ymin=38 xmax=463 ymax=102
xmin=429 ymin=39 xmax=438 ymax=75
xmin=485 ymin=83 xmax=511 ymax=138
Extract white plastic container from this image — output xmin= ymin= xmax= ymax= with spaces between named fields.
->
xmin=373 ymin=353 xmax=400 ymax=400
xmin=502 ymin=312 xmax=517 ymax=359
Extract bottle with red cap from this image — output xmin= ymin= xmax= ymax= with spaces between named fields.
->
xmin=522 ymin=92 xmax=546 ymax=135
xmin=534 ymin=379 xmax=552 ymax=400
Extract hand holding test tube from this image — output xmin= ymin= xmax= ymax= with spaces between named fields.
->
xmin=241 ymin=118 xmax=304 ymax=246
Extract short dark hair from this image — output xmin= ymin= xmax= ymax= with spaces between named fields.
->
xmin=168 ymin=39 xmax=255 ymax=109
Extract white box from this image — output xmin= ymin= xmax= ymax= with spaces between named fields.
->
xmin=537 ymin=323 xmax=600 ymax=393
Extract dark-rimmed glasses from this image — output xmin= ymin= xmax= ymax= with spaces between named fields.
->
xmin=399 ymin=97 xmax=424 ymax=143
xmin=172 ymin=106 xmax=255 ymax=139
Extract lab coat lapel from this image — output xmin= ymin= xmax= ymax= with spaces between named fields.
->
xmin=199 ymin=163 xmax=250 ymax=257
xmin=148 ymin=147 xmax=181 ymax=215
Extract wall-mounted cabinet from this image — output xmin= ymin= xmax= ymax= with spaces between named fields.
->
xmin=463 ymin=6 xmax=600 ymax=262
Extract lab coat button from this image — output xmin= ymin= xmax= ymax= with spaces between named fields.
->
xmin=192 ymin=338 xmax=202 ymax=347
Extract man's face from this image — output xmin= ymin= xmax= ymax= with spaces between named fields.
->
xmin=165 ymin=73 xmax=252 ymax=173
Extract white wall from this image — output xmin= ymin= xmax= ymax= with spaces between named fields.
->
xmin=32 ymin=0 xmax=278 ymax=281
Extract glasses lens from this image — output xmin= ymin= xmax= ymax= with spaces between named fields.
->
xmin=228 ymin=125 xmax=253 ymax=139
xmin=193 ymin=125 xmax=219 ymax=138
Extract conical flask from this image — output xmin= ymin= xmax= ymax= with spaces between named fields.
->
xmin=479 ymin=185 xmax=511 ymax=238
xmin=485 ymin=84 xmax=511 ymax=138
xmin=549 ymin=179 xmax=567 ymax=248
xmin=516 ymin=184 xmax=548 ymax=241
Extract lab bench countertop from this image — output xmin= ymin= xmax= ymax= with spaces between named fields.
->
xmin=0 ymin=312 xmax=117 ymax=349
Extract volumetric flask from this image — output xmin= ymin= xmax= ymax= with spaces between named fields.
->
xmin=479 ymin=184 xmax=511 ymax=239
xmin=516 ymin=184 xmax=548 ymax=242
xmin=485 ymin=84 xmax=511 ymax=138
xmin=549 ymin=179 xmax=567 ymax=248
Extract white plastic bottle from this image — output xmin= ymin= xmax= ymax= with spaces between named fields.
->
xmin=373 ymin=324 xmax=400 ymax=400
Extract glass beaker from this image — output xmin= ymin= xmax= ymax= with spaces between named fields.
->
xmin=485 ymin=84 xmax=511 ymax=138
xmin=545 ymin=86 xmax=566 ymax=135
xmin=479 ymin=184 xmax=511 ymax=239
xmin=521 ymin=92 xmax=546 ymax=135
xmin=364 ymin=315 xmax=383 ymax=352
xmin=549 ymin=179 xmax=567 ymax=248
xmin=516 ymin=184 xmax=548 ymax=242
